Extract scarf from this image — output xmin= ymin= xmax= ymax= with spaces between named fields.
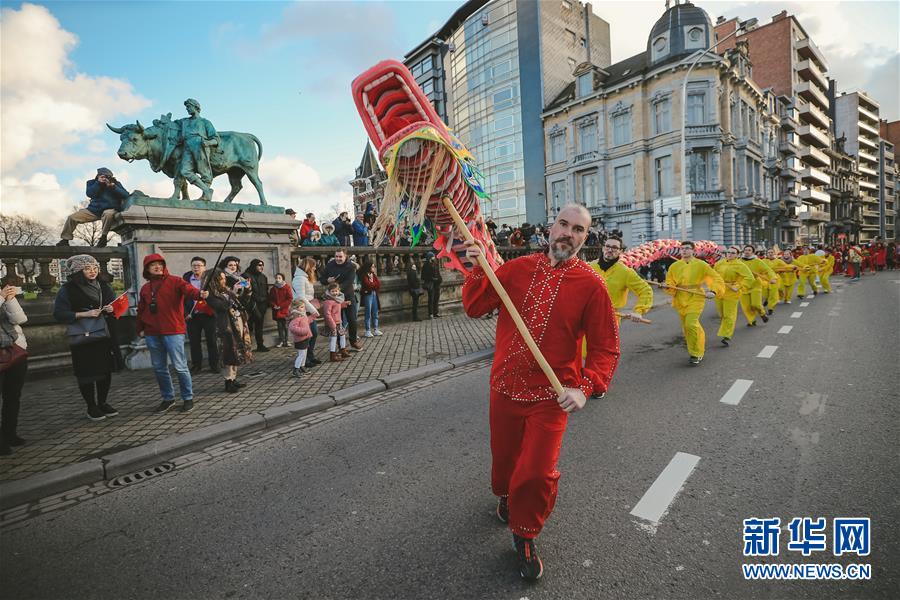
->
xmin=324 ymin=290 xmax=345 ymax=304
xmin=598 ymin=257 xmax=619 ymax=271
xmin=76 ymin=278 xmax=103 ymax=307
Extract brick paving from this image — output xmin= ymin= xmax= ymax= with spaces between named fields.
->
xmin=1 ymin=313 xmax=496 ymax=483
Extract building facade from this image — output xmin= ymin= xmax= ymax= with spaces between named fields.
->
xmin=880 ymin=119 xmax=900 ymax=241
xmin=541 ymin=2 xmax=787 ymax=247
xmin=716 ymin=10 xmax=833 ymax=245
xmin=349 ymin=142 xmax=387 ymax=218
xmin=824 ymin=137 xmax=862 ymax=244
xmin=405 ymin=0 xmax=610 ymax=226
xmin=834 ymin=91 xmax=884 ymax=243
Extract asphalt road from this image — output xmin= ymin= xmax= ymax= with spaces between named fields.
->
xmin=2 ymin=274 xmax=898 ymax=599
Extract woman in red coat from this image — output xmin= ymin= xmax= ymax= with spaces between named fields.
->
xmin=268 ymin=273 xmax=293 ymax=348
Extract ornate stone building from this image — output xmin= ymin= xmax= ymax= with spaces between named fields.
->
xmin=824 ymin=136 xmax=862 ymax=244
xmin=349 ymin=142 xmax=386 ymax=218
xmin=541 ymin=1 xmax=786 ymax=246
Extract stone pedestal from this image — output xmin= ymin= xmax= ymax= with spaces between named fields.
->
xmin=113 ymin=196 xmax=296 ymax=293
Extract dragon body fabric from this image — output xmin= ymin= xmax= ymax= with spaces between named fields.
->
xmin=619 ymin=239 xmax=722 ymax=269
xmin=351 ymin=59 xmax=501 ymax=273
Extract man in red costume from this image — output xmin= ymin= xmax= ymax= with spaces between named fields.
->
xmin=462 ymin=204 xmax=620 ymax=582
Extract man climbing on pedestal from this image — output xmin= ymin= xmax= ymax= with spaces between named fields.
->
xmin=178 ymin=98 xmax=219 ymax=201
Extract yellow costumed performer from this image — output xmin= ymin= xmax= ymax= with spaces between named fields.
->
xmin=590 ymin=236 xmax=653 ymax=324
xmin=739 ymin=245 xmax=776 ymax=326
xmin=817 ymin=249 xmax=835 ymax=293
xmin=778 ymin=250 xmax=800 ymax=303
xmin=714 ymin=247 xmax=754 ymax=346
xmin=762 ymin=248 xmax=789 ymax=313
xmin=664 ymin=241 xmax=725 ymax=365
xmin=795 ymin=247 xmax=824 ymax=298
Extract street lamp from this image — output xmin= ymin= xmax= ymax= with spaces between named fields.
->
xmin=679 ymin=17 xmax=758 ymax=241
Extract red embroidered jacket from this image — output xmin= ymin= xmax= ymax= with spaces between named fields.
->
xmin=462 ymin=252 xmax=620 ymax=402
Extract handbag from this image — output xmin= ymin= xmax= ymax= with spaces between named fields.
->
xmin=0 ymin=344 xmax=28 ymax=373
xmin=66 ymin=316 xmax=110 ymax=346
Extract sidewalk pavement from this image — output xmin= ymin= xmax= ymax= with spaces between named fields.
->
xmin=1 ymin=313 xmax=496 ymax=484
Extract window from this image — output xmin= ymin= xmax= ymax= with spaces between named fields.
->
xmin=655 ymin=156 xmax=673 ymax=197
xmin=653 ymin=99 xmax=671 ymax=134
xmin=653 ymin=36 xmax=667 ymax=53
xmin=420 ymin=79 xmax=434 ymax=96
xmin=496 ymin=142 xmax=514 ymax=160
xmin=688 ymin=27 xmax=703 ymax=42
xmin=496 ymin=170 xmax=516 ymax=185
xmin=492 ymin=60 xmax=511 ymax=78
xmin=687 ymin=92 xmax=705 ymax=125
xmin=577 ymin=73 xmax=593 ymax=97
xmin=578 ymin=120 xmax=597 ymax=153
xmin=549 ymin=133 xmax=565 ymax=163
xmin=566 ymin=29 xmax=576 ymax=45
xmin=614 ymin=164 xmax=634 ymax=202
xmin=551 ymin=180 xmax=566 ymax=210
xmin=690 ymin=152 xmax=708 ymax=191
xmin=581 ymin=172 xmax=600 ymax=207
xmin=612 ymin=113 xmax=631 ymax=146
xmin=493 ymin=87 xmax=515 ymax=110
xmin=494 ymin=114 xmax=514 ymax=132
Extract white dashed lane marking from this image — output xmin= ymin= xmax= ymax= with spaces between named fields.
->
xmin=791 ymin=312 xmax=803 ymax=318
xmin=630 ymin=452 xmax=701 ymax=526
xmin=720 ymin=379 xmax=753 ymax=406
xmin=778 ymin=325 xmax=793 ymax=334
xmin=800 ymin=302 xmax=810 ymax=307
xmin=757 ymin=345 xmax=778 ymax=359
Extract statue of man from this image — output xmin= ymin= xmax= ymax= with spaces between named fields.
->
xmin=178 ymin=98 xmax=218 ymax=201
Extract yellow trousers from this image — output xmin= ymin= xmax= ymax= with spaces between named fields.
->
xmin=780 ymin=281 xmax=796 ymax=302
xmin=820 ymin=273 xmax=831 ymax=292
xmin=679 ymin=312 xmax=706 ymax=358
xmin=715 ymin=298 xmax=739 ymax=339
xmin=740 ymin=290 xmax=765 ymax=324
xmin=797 ymin=274 xmax=817 ymax=296
xmin=766 ymin=284 xmax=779 ymax=310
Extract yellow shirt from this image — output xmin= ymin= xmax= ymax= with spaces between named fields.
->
xmin=777 ymin=260 xmax=800 ymax=286
xmin=763 ymin=258 xmax=789 ymax=285
xmin=665 ymin=259 xmax=725 ymax=314
xmin=590 ymin=261 xmax=653 ymax=315
xmin=795 ymin=254 xmax=824 ymax=275
xmin=741 ymin=257 xmax=777 ymax=289
xmin=714 ymin=258 xmax=755 ymax=300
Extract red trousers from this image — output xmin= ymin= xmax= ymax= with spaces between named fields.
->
xmin=490 ymin=390 xmax=569 ymax=539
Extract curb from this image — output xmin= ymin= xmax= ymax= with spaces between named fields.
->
xmin=0 ymin=347 xmax=495 ymax=511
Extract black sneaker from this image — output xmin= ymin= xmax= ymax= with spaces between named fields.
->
xmin=512 ymin=534 xmax=544 ymax=582
xmin=689 ymin=356 xmax=702 ymax=365
xmin=87 ymin=406 xmax=107 ymax=421
xmin=721 ymin=337 xmax=730 ymax=346
xmin=746 ymin=321 xmax=757 ymax=327
xmin=760 ymin=313 xmax=769 ymax=323
xmin=98 ymin=403 xmax=118 ymax=416
xmin=155 ymin=400 xmax=175 ymax=414
xmin=768 ymin=309 xmax=774 ymax=315
xmin=55 ymin=239 xmax=70 ymax=246
xmin=496 ymin=496 xmax=509 ymax=524
xmin=180 ymin=400 xmax=194 ymax=413
xmin=590 ymin=392 xmax=606 ymax=400
xmin=256 ymin=346 xmax=270 ymax=353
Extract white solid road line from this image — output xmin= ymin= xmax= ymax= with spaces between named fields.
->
xmin=778 ymin=325 xmax=793 ymax=334
xmin=791 ymin=312 xmax=803 ymax=318
xmin=757 ymin=345 xmax=778 ymax=358
xmin=630 ymin=452 xmax=701 ymax=525
xmin=800 ymin=302 xmax=810 ymax=307
xmin=720 ymin=379 xmax=753 ymax=406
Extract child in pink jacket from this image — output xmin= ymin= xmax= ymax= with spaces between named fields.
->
xmin=288 ymin=299 xmax=313 ymax=377
xmin=322 ymin=282 xmax=351 ymax=362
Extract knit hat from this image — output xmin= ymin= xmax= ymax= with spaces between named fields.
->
xmin=67 ymin=254 xmax=100 ymax=274
xmin=97 ymin=167 xmax=113 ymax=177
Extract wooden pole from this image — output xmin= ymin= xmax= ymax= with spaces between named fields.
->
xmin=616 ymin=312 xmax=652 ymax=324
xmin=647 ymin=279 xmax=708 ymax=297
xmin=442 ymin=197 xmax=564 ymax=396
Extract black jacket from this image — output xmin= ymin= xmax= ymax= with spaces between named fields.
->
xmin=407 ymin=268 xmax=423 ymax=293
xmin=242 ymin=259 xmax=269 ymax=316
xmin=422 ymin=260 xmax=442 ymax=285
xmin=322 ymin=259 xmax=358 ymax=296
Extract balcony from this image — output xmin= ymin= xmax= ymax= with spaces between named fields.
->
xmin=798 ymin=101 xmax=830 ymax=130
xmin=779 ymin=109 xmax=800 ymax=131
xmin=858 ymin=164 xmax=877 ymax=177
xmin=779 ymin=164 xmax=800 ymax=180
xmin=858 ymin=119 xmax=879 ymax=138
xmin=859 ymin=134 xmax=879 ymax=151
xmin=797 ymin=81 xmax=829 ymax=111
xmin=859 ymin=179 xmax=878 ymax=192
xmin=685 ymin=125 xmax=721 ymax=148
xmin=690 ymin=190 xmax=726 ymax=204
xmin=795 ymin=38 xmax=828 ymax=71
xmin=862 ymin=208 xmax=879 ymax=218
xmin=856 ymin=90 xmax=879 ymax=112
xmin=800 ymin=144 xmax=829 ymax=167
xmin=858 ymin=104 xmax=879 ymax=124
xmin=573 ymin=150 xmax=599 ymax=165
xmin=797 ymin=59 xmax=828 ymax=91
xmin=800 ymin=186 xmax=830 ymax=205
xmin=858 ymin=149 xmax=878 ymax=164
xmin=780 ymin=190 xmax=802 ymax=207
xmin=801 ymin=166 xmax=830 ymax=186
xmin=799 ymin=209 xmax=830 ymax=222
xmin=884 ymin=148 xmax=894 ymax=161
xmin=886 ymin=208 xmax=897 ymax=217
xmin=798 ymin=124 xmax=830 ymax=148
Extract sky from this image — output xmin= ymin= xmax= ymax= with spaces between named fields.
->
xmin=1 ymin=0 xmax=898 ymax=228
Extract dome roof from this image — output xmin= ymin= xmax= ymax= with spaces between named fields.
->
xmin=646 ymin=1 xmax=713 ymax=66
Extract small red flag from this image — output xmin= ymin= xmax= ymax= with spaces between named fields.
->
xmin=110 ymin=293 xmax=129 ymax=319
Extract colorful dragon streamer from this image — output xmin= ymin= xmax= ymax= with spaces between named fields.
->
xmin=351 ymin=59 xmax=501 ymax=273
xmin=619 ymin=239 xmax=722 ymax=269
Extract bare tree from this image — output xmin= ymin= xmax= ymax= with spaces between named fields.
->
xmin=73 ymin=220 xmax=104 ymax=246
xmin=0 ymin=214 xmax=54 ymax=283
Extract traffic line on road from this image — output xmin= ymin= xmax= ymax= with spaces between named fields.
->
xmin=800 ymin=302 xmax=810 ymax=307
xmin=757 ymin=345 xmax=778 ymax=359
xmin=630 ymin=452 xmax=701 ymax=527
xmin=791 ymin=312 xmax=803 ymax=318
xmin=720 ymin=379 xmax=753 ymax=406
xmin=778 ymin=325 xmax=793 ymax=334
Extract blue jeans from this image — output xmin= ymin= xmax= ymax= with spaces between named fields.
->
xmin=145 ymin=334 xmax=193 ymax=401
xmin=363 ymin=293 xmax=379 ymax=331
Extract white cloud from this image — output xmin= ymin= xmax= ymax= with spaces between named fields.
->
xmin=258 ymin=155 xmax=352 ymax=220
xmin=0 ymin=3 xmax=151 ymax=173
xmin=0 ymin=172 xmax=84 ymax=227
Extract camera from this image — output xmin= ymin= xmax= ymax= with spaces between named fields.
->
xmin=149 ymin=299 xmax=158 ymax=314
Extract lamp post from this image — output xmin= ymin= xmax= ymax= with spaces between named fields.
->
xmin=679 ymin=18 xmax=758 ymax=241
